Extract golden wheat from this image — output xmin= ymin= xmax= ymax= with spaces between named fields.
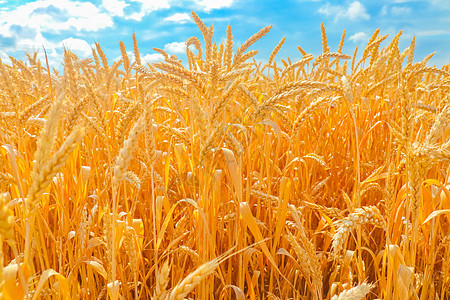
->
xmin=0 ymin=10 xmax=449 ymax=300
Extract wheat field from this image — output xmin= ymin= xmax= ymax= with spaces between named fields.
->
xmin=0 ymin=11 xmax=449 ymax=299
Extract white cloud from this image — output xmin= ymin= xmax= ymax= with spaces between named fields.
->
xmin=16 ymin=32 xmax=59 ymax=54
xmin=380 ymin=5 xmax=412 ymax=17
xmin=0 ymin=0 xmax=113 ymax=53
xmin=318 ymin=1 xmax=370 ymax=22
xmin=0 ymin=0 xmax=121 ymax=68
xmin=164 ymin=12 xmax=191 ymax=23
xmin=102 ymin=0 xmax=128 ymax=17
xmin=195 ymin=0 xmax=235 ymax=12
xmin=164 ymin=41 xmax=186 ymax=54
xmin=391 ymin=6 xmax=412 ymax=16
xmin=347 ymin=1 xmax=370 ymax=20
xmin=142 ymin=53 xmax=164 ymax=63
xmin=127 ymin=12 xmax=145 ymax=21
xmin=349 ymin=32 xmax=369 ymax=44
xmin=124 ymin=0 xmax=171 ymax=21
xmin=59 ymin=38 xmax=92 ymax=57
xmin=0 ymin=0 xmax=113 ymax=34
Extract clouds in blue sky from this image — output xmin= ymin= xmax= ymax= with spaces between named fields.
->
xmin=0 ymin=0 xmax=448 ymax=68
xmin=318 ymin=1 xmax=370 ymax=22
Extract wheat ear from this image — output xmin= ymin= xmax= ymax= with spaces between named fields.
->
xmin=224 ymin=23 xmax=233 ymax=69
xmin=132 ymin=32 xmax=141 ymax=66
xmin=113 ymin=116 xmax=144 ymax=187
xmin=331 ymin=283 xmax=373 ymax=300
xmin=27 ymin=126 xmax=84 ymax=210
xmin=268 ymin=37 xmax=286 ymax=67
xmin=332 ymin=206 xmax=384 ymax=255
xmin=153 ymin=260 xmax=170 ymax=299
xmin=31 ymin=93 xmax=65 ymax=181
xmin=168 ymin=258 xmax=219 ymax=300
xmin=0 ymin=193 xmax=14 ymax=240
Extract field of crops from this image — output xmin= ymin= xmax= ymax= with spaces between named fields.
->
xmin=0 ymin=11 xmax=449 ymax=299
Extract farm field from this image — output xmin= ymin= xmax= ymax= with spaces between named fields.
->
xmin=0 ymin=11 xmax=449 ymax=300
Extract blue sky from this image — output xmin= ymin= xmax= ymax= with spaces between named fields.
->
xmin=0 ymin=0 xmax=449 ymax=69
